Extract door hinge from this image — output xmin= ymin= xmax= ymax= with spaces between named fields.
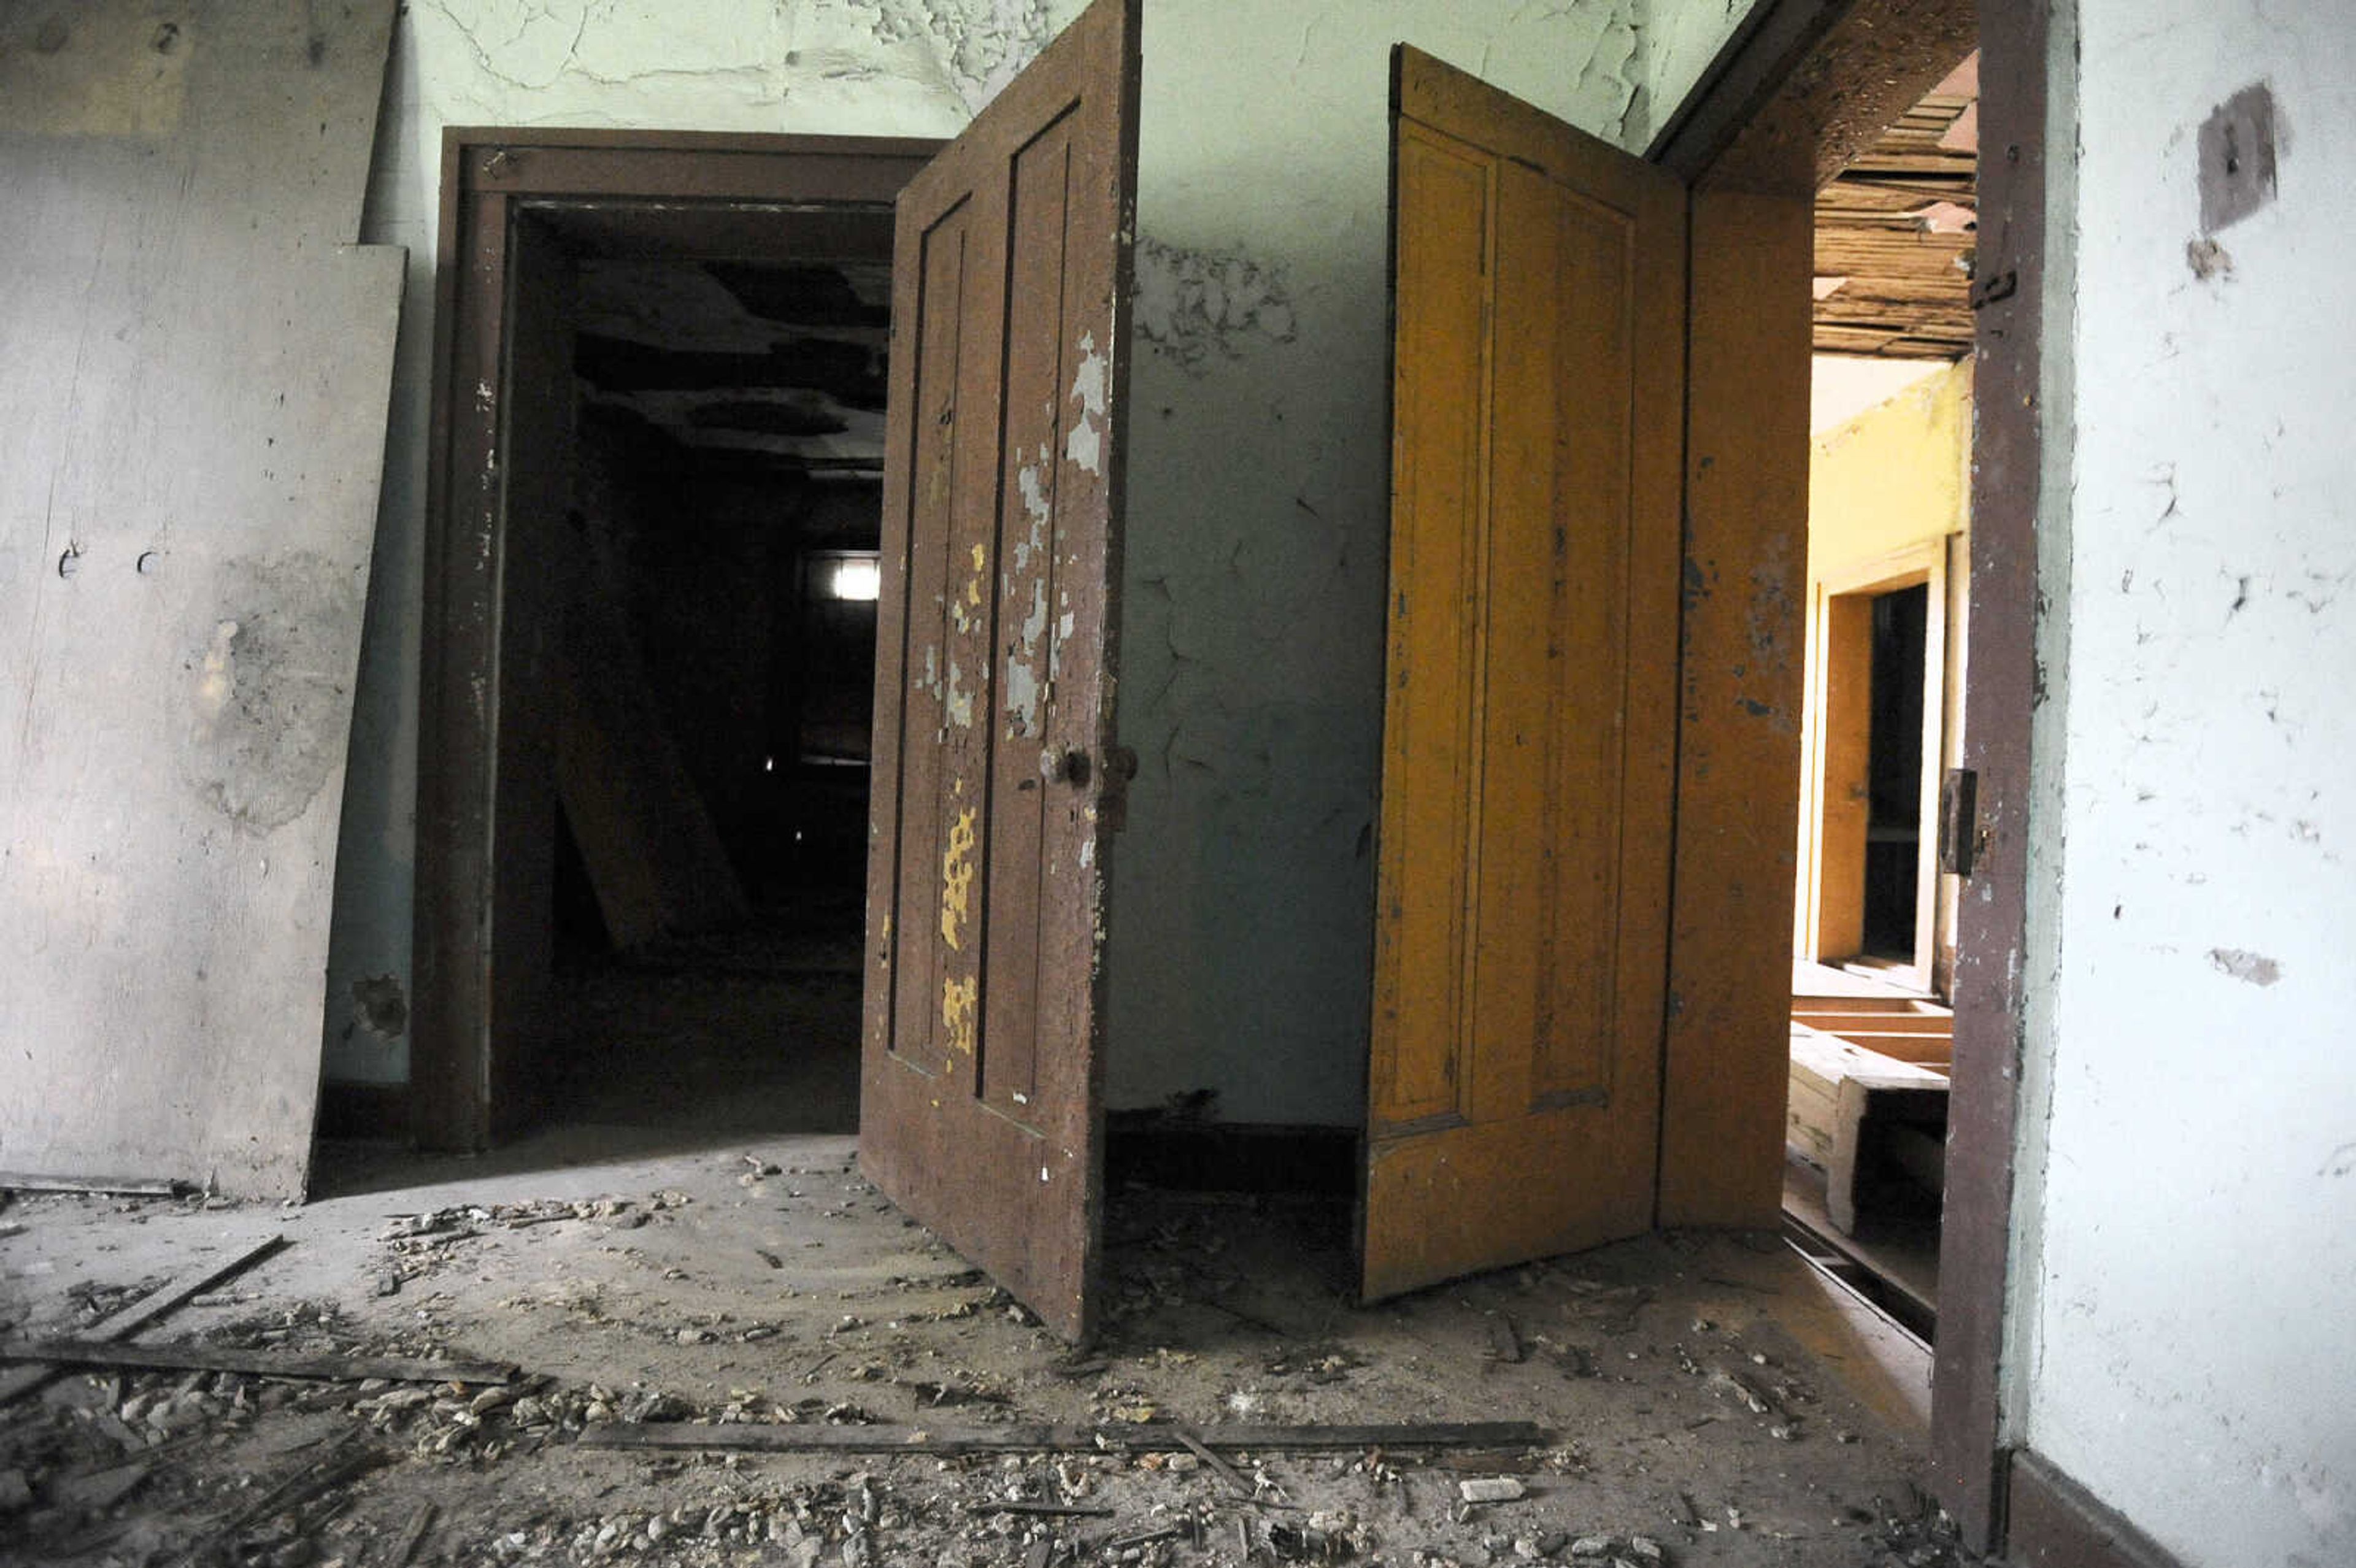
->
xmin=1939 ymin=768 xmax=1981 ymax=876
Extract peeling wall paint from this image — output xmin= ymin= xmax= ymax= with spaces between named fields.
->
xmin=2011 ymin=3 xmax=2356 ymax=1562
xmin=1132 ymin=236 xmax=1296 ymax=368
xmin=326 ymin=0 xmax=1757 ymax=1094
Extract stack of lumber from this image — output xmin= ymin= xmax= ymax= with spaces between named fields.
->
xmin=1787 ymin=995 xmax=1953 ymax=1234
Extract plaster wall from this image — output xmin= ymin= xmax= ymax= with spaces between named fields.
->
xmin=326 ymin=0 xmax=1758 ymax=1102
xmin=2010 ymin=2 xmax=2356 ymax=1561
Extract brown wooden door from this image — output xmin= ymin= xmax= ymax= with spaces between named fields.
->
xmin=1362 ymin=48 xmax=1688 ymax=1302
xmin=859 ymin=0 xmax=1139 ymax=1342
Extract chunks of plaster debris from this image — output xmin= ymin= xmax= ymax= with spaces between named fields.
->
xmin=1458 ymin=1477 xmax=1526 ymax=1503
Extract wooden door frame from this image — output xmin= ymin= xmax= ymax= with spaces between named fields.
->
xmin=412 ymin=129 xmax=942 ymax=1152
xmin=1799 ymin=539 xmax=1950 ymax=988
xmin=1649 ymin=0 xmax=2069 ymax=1556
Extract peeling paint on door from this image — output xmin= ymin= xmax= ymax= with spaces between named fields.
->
xmin=1004 ymin=578 xmax=1051 ymax=736
xmin=1066 ymin=331 xmax=1107 ymax=474
xmin=942 ymin=972 xmax=979 ymax=1054
xmin=939 ymin=805 xmax=977 ymax=948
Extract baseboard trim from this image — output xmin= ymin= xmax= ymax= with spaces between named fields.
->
xmin=1105 ymin=1116 xmax=1355 ymax=1196
xmin=2005 ymin=1449 xmax=2184 ymax=1568
xmin=317 ymin=1080 xmax=411 ymax=1142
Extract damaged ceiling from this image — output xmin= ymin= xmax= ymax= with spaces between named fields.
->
xmin=575 ymin=258 xmax=891 ymax=472
xmin=1812 ymin=54 xmax=1978 ymax=359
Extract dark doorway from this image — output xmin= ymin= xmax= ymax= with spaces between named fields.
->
xmin=540 ymin=248 xmax=894 ymax=1138
xmin=1862 ymin=582 xmax=1930 ymax=958
xmin=410 ymin=134 xmax=941 ymax=1156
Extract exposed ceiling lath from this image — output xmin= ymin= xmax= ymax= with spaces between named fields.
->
xmin=1813 ymin=54 xmax=1978 ymax=361
xmin=575 ymin=258 xmax=891 ymax=471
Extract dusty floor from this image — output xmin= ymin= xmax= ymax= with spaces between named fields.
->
xmin=0 ymin=1125 xmax=1977 ymax=1568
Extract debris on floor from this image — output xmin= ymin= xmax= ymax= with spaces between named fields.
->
xmin=0 ymin=1137 xmax=1986 ymax=1566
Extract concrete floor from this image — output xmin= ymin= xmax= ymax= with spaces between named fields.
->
xmin=0 ymin=1104 xmax=1981 ymax=1568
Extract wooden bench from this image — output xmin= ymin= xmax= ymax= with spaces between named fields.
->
xmin=1786 ymin=1003 xmax=1952 ymax=1236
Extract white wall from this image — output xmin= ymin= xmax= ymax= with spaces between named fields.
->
xmin=2012 ymin=3 xmax=2356 ymax=1562
xmin=325 ymin=0 xmax=1757 ymax=1101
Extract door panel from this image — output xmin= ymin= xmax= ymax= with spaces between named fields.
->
xmin=861 ymin=0 xmax=1138 ymax=1343
xmin=1363 ymin=48 xmax=1687 ymax=1302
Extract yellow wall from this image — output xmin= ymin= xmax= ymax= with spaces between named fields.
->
xmin=1807 ymin=357 xmax=1973 ymax=578
xmin=1795 ymin=358 xmax=1973 ymax=988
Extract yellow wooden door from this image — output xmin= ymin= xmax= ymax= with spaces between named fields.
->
xmin=1363 ymin=48 xmax=1688 ymax=1302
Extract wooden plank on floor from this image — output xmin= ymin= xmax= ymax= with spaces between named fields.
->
xmin=0 ymin=1340 xmax=514 ymax=1386
xmin=1792 ymin=1009 xmax=1952 ymax=1032
xmin=576 ymin=1421 xmax=1552 ymax=1455
xmin=1790 ymin=1025 xmax=1949 ymax=1091
xmin=0 ymin=1235 xmax=287 ymax=1406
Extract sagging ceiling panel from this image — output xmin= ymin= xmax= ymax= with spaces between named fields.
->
xmin=0 ymin=0 xmax=404 ymax=1198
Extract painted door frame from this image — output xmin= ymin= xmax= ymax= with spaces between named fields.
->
xmin=1798 ymin=537 xmax=1952 ymax=989
xmin=413 ymin=129 xmax=942 ymax=1151
xmin=1649 ymin=0 xmax=2061 ymax=1556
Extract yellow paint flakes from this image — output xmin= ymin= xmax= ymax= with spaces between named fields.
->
xmin=939 ymin=807 xmax=977 ymax=950
xmin=942 ymin=974 xmax=979 ymax=1056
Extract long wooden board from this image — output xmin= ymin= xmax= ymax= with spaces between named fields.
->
xmin=577 ymin=1421 xmax=1552 ymax=1455
xmin=0 ymin=1 xmax=402 ymax=1199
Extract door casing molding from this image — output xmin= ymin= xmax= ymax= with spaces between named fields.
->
xmin=1646 ymin=0 xmax=2045 ymax=1554
xmin=412 ymin=129 xmax=941 ymax=1151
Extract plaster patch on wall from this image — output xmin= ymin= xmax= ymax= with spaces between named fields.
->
xmin=1573 ymin=15 xmax=1643 ymax=143
xmin=1621 ymin=0 xmax=1757 ymax=148
xmin=1132 ymin=237 xmax=1296 ymax=371
xmin=858 ymin=0 xmax=1057 ymax=114
xmin=183 ymin=553 xmax=363 ymax=834
xmin=2207 ymin=945 xmax=2283 ymax=986
xmin=348 ymin=973 xmax=409 ymax=1039
xmin=2185 ymin=236 xmax=2234 ymax=281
